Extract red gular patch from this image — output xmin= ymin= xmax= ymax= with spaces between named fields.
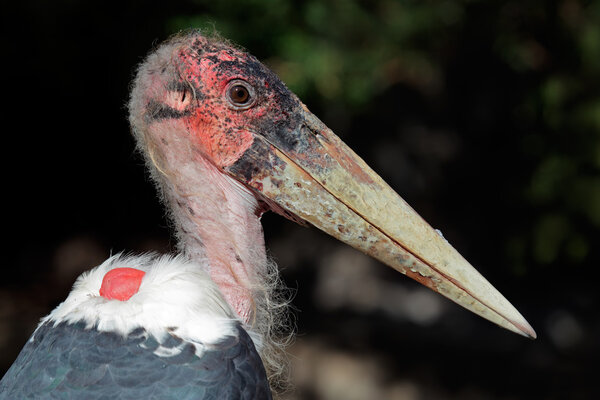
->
xmin=99 ymin=268 xmax=146 ymax=301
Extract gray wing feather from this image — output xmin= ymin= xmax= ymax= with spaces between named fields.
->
xmin=0 ymin=321 xmax=271 ymax=400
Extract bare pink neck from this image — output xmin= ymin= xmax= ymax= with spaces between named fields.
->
xmin=158 ymin=152 xmax=267 ymax=324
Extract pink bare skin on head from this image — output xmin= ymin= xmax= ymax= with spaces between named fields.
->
xmin=175 ymin=40 xmax=286 ymax=168
xmin=99 ymin=268 xmax=146 ymax=301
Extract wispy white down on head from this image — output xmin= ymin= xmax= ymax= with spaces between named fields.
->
xmin=41 ymin=253 xmax=238 ymax=349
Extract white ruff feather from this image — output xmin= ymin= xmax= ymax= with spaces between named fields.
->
xmin=41 ymin=253 xmax=238 ymax=350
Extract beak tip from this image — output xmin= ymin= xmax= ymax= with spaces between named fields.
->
xmin=522 ymin=322 xmax=537 ymax=340
xmin=511 ymin=317 xmax=537 ymax=339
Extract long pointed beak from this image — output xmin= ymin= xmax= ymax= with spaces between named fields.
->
xmin=227 ymin=104 xmax=536 ymax=339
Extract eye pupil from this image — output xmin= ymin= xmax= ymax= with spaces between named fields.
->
xmin=225 ymin=80 xmax=256 ymax=110
xmin=230 ymin=85 xmax=249 ymax=104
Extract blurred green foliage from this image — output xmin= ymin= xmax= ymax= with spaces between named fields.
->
xmin=168 ymin=0 xmax=461 ymax=106
xmin=168 ymin=0 xmax=599 ymax=273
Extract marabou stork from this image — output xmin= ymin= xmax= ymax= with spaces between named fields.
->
xmin=0 ymin=32 xmax=535 ymax=399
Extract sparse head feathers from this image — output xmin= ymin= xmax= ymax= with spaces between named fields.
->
xmin=42 ymin=253 xmax=237 ymax=347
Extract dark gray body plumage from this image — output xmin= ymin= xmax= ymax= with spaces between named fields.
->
xmin=0 ymin=321 xmax=271 ymax=399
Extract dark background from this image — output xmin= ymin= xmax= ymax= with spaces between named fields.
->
xmin=2 ymin=1 xmax=599 ymax=399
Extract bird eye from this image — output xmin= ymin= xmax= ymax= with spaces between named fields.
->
xmin=225 ymin=80 xmax=256 ymax=110
xmin=230 ymin=85 xmax=249 ymax=103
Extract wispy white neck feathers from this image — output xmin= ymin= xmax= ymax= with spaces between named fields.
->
xmin=42 ymin=254 xmax=238 ymax=347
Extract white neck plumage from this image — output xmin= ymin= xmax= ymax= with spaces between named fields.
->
xmin=43 ymin=254 xmax=237 ymax=348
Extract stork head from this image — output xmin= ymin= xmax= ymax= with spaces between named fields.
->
xmin=129 ymin=32 xmax=535 ymax=339
xmin=129 ymin=34 xmax=303 ymax=180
